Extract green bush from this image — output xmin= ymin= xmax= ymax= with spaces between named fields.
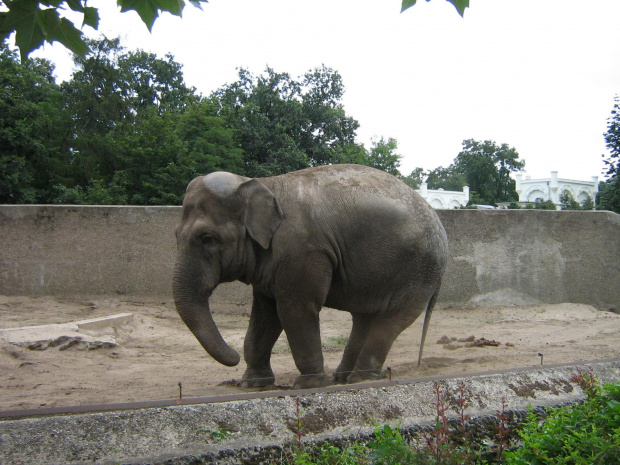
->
xmin=285 ymin=373 xmax=620 ymax=465
xmin=505 ymin=372 xmax=620 ymax=464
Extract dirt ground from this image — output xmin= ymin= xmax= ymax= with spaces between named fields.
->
xmin=1 ymin=295 xmax=620 ymax=411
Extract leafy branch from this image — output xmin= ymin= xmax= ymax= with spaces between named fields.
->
xmin=401 ymin=0 xmax=469 ymax=16
xmin=0 ymin=0 xmax=208 ymax=60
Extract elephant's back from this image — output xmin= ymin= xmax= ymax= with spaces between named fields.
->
xmin=266 ymin=165 xmax=448 ymax=311
xmin=267 ymin=165 xmax=431 ymax=215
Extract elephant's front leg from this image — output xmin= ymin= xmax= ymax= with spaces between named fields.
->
xmin=241 ymin=291 xmax=282 ymax=388
xmin=277 ymin=297 xmax=330 ymax=389
xmin=275 ymin=255 xmax=332 ymax=389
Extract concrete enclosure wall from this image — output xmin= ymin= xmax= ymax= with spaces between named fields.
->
xmin=1 ymin=206 xmax=618 ymax=310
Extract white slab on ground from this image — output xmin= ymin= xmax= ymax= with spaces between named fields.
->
xmin=0 ymin=313 xmax=133 ymax=346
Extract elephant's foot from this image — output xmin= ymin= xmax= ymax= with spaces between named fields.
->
xmin=293 ymin=372 xmax=331 ymax=390
xmin=346 ymin=369 xmax=383 ymax=384
xmin=240 ymin=368 xmax=275 ymax=389
xmin=333 ymin=364 xmax=352 ymax=384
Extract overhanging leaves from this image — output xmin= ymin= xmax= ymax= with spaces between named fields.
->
xmin=40 ymin=9 xmax=88 ymax=57
xmin=401 ymin=0 xmax=469 ymax=16
xmin=0 ymin=0 xmax=207 ymax=60
xmin=119 ymin=0 xmax=187 ymax=31
xmin=82 ymin=7 xmax=99 ymax=30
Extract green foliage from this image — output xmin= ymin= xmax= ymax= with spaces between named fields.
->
xmin=559 ymin=191 xmax=594 ymax=211
xmin=0 ymin=37 xmax=254 ymax=205
xmin=0 ymin=0 xmax=208 ymax=61
xmin=598 ymin=178 xmax=620 ymax=212
xmin=581 ymin=195 xmax=594 ymax=210
xmin=0 ymin=44 xmax=68 ymax=203
xmin=455 ymin=139 xmax=524 ymax=206
xmin=1 ymin=0 xmax=470 ymax=62
xmin=2 ymin=37 xmax=413 ymax=205
xmin=400 ymin=167 xmax=426 ymax=189
xmin=284 ymin=374 xmax=620 ymax=465
xmin=535 ymin=199 xmax=557 ymax=210
xmin=505 ymin=374 xmax=620 ymax=464
xmin=426 ymin=165 xmax=467 ymax=191
xmin=198 ymin=427 xmax=234 ymax=443
xmin=364 ymin=137 xmax=402 ymax=176
xmin=213 ymin=66 xmax=362 ymax=177
xmin=369 ymin=424 xmax=418 ymax=464
xmin=559 ymin=190 xmax=581 ymax=210
xmin=424 ymin=139 xmax=524 ymax=206
xmin=600 ymin=96 xmax=620 ymax=213
xmin=401 ymin=0 xmax=470 ymax=16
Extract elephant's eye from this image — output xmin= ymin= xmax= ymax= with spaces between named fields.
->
xmin=201 ymin=234 xmax=218 ymax=246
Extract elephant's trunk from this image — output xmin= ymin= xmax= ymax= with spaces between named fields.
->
xmin=172 ymin=260 xmax=241 ymax=367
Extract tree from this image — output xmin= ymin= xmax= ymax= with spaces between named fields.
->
xmin=54 ymin=37 xmax=202 ymax=202
xmin=363 ymin=137 xmax=402 ymax=176
xmin=0 ymin=0 xmax=208 ymax=61
xmin=213 ymin=66 xmax=361 ymax=177
xmin=559 ymin=190 xmax=580 ymax=210
xmin=119 ymin=50 xmax=199 ymax=115
xmin=581 ymin=195 xmax=594 ymax=211
xmin=535 ymin=199 xmax=557 ymax=210
xmin=454 ymin=139 xmax=525 ymax=205
xmin=2 ymin=36 xmax=244 ymax=205
xmin=599 ymin=96 xmax=620 ymax=213
xmin=59 ymin=38 xmax=130 ymax=187
xmin=401 ymin=167 xmax=426 ymax=189
xmin=0 ymin=44 xmax=67 ymax=202
xmin=425 ymin=164 xmax=466 ymax=191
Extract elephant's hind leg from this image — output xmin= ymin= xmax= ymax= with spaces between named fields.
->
xmin=241 ymin=291 xmax=282 ymax=388
xmin=346 ymin=301 xmax=427 ymax=384
xmin=334 ymin=314 xmax=373 ymax=383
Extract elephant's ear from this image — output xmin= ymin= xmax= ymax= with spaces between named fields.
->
xmin=239 ymin=179 xmax=283 ymax=249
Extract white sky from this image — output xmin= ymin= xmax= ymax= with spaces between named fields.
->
xmin=31 ymin=0 xmax=620 ymax=181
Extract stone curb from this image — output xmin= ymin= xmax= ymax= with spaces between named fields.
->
xmin=1 ymin=359 xmax=619 ymax=465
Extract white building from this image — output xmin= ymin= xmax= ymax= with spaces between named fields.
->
xmin=514 ymin=171 xmax=598 ymax=207
xmin=416 ymin=183 xmax=470 ymax=209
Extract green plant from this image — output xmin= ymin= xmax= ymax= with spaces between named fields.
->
xmin=420 ymin=381 xmax=491 ymax=464
xmin=368 ymin=424 xmax=417 ymax=465
xmin=534 ymin=199 xmax=557 ymax=210
xmin=494 ymin=397 xmax=510 ymax=461
xmin=281 ymin=372 xmax=620 ymax=465
xmin=324 ymin=336 xmax=349 ymax=350
xmin=198 ymin=427 xmax=234 ymax=443
xmin=504 ymin=370 xmax=620 ymax=464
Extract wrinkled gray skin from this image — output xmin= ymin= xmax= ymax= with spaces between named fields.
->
xmin=173 ymin=165 xmax=448 ymax=389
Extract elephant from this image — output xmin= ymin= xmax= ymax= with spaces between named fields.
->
xmin=173 ymin=164 xmax=448 ymax=389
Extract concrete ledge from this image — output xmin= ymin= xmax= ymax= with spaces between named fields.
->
xmin=76 ymin=313 xmax=134 ymax=332
xmin=0 ymin=313 xmax=133 ymax=348
xmin=1 ymin=359 xmax=618 ymax=465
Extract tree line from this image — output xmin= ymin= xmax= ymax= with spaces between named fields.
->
xmin=1 ymin=38 xmax=618 ymax=211
xmin=1 ymin=38 xmax=403 ymax=205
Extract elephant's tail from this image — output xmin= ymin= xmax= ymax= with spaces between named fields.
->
xmin=418 ymin=288 xmax=440 ymax=366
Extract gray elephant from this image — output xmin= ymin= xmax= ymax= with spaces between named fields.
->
xmin=173 ymin=164 xmax=448 ymax=389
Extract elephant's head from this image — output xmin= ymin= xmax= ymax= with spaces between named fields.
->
xmin=173 ymin=172 xmax=283 ymax=366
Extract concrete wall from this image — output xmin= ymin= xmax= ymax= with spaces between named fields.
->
xmin=436 ymin=209 xmax=619 ymax=310
xmin=1 ymin=206 xmax=618 ymax=309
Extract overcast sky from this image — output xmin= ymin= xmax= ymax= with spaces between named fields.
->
xmin=32 ymin=0 xmax=620 ymax=182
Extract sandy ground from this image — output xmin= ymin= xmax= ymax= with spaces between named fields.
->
xmin=1 ymin=295 xmax=620 ymax=411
